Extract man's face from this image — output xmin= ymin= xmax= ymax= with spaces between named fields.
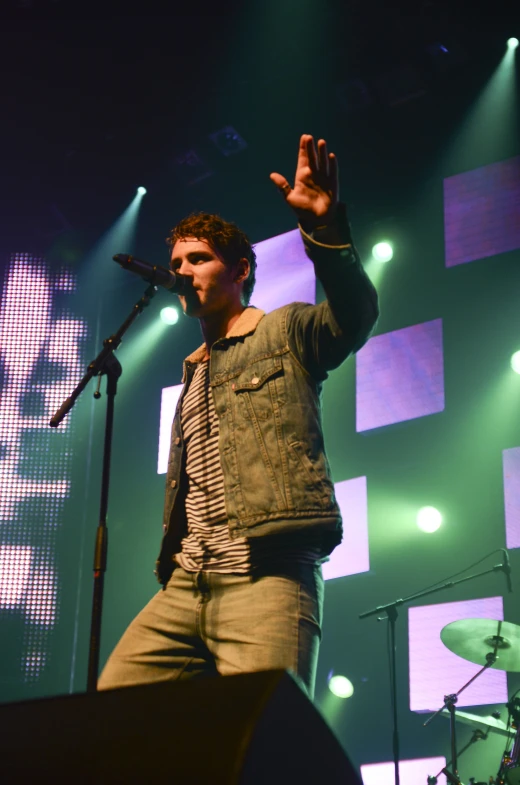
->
xmin=170 ymin=237 xmax=242 ymax=319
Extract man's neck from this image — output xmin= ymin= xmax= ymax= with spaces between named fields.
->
xmin=199 ymin=305 xmax=246 ymax=360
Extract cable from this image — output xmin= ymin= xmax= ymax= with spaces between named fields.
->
xmin=410 ymin=549 xmax=504 ymax=595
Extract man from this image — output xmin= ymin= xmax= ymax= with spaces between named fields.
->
xmin=98 ymin=134 xmax=378 ymax=698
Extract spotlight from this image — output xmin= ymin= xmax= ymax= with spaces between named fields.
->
xmin=416 ymin=506 xmax=442 ymax=533
xmin=372 ymin=242 xmax=393 ymax=263
xmin=374 ymin=64 xmax=425 ymax=107
xmin=511 ymin=351 xmax=520 ymax=374
xmin=507 ymin=38 xmax=519 ymax=49
xmin=328 ymin=674 xmax=354 ymax=699
xmin=426 ymin=42 xmax=449 ymax=57
xmin=137 ymin=186 xmax=147 ymax=195
xmin=209 ymin=126 xmax=248 ymax=157
xmin=173 ymin=149 xmax=214 ymax=187
xmin=160 ymin=306 xmax=179 ymax=325
xmin=426 ymin=40 xmax=467 ymax=71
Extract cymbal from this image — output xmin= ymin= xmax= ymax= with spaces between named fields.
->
xmin=440 ymin=619 xmax=520 ymax=672
xmin=440 ymin=708 xmax=511 ymax=738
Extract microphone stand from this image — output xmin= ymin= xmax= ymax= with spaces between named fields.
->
xmin=50 ymin=282 xmax=158 ymax=692
xmin=359 ymin=561 xmax=508 ymax=785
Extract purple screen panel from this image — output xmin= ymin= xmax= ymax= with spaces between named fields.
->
xmin=361 ymin=758 xmax=446 ymax=785
xmin=503 ymin=447 xmax=520 ymax=550
xmin=356 ymin=319 xmax=444 ymax=432
xmin=444 ymin=156 xmax=520 ymax=267
xmin=252 ymin=228 xmax=316 ymax=312
xmin=409 ymin=596 xmax=507 ymax=712
xmin=323 ymin=476 xmax=369 ymax=581
xmin=157 ymin=384 xmax=183 ymax=474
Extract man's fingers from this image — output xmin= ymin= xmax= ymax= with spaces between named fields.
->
xmin=271 ymin=135 xmax=338 ymax=205
xmin=317 ymin=139 xmax=329 ymax=176
xmin=328 ymin=152 xmax=339 ymax=195
xmin=270 ymin=172 xmax=292 ymax=197
xmin=296 ymin=134 xmax=312 ymax=171
xmin=269 ymin=172 xmax=285 ymax=187
xmin=304 ymin=135 xmax=318 ymax=171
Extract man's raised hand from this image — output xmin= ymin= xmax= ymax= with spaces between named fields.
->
xmin=270 ymin=134 xmax=339 ymax=231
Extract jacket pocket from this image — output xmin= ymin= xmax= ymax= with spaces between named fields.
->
xmin=232 ymin=356 xmax=283 ymax=392
xmin=287 ymin=436 xmax=332 ymax=504
xmin=232 ymin=356 xmax=285 ymax=420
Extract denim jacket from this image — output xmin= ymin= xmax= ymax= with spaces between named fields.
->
xmin=155 ymin=207 xmax=379 ymax=585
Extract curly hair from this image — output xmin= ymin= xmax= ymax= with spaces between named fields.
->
xmin=166 ymin=212 xmax=257 ymax=306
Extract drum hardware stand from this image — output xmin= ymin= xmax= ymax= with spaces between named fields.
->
xmin=359 ymin=560 xmax=508 ymax=785
xmin=424 ymin=647 xmax=499 ymax=785
xmin=427 ymin=729 xmax=490 ymax=785
xmin=50 ymin=281 xmax=158 ymax=692
xmin=496 ymin=696 xmax=520 ymax=785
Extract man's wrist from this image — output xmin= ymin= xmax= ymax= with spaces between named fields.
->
xmin=299 ymin=203 xmax=353 ymax=247
xmin=310 ymin=224 xmax=346 ymax=246
xmin=299 ymin=206 xmax=338 ymax=235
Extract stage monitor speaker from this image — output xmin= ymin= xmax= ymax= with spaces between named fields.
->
xmin=0 ymin=669 xmax=361 ymax=785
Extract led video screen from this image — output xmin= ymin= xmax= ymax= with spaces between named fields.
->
xmin=356 ymin=319 xmax=444 ymax=432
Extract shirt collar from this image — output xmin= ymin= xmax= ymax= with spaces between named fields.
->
xmin=184 ymin=306 xmax=265 ymax=365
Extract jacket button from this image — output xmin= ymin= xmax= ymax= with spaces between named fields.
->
xmin=251 ymin=376 xmax=259 ymax=384
xmin=174 ymin=437 xmax=181 ymax=446
xmin=170 ymin=480 xmax=177 ymax=489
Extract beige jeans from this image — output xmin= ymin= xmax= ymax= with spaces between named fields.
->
xmin=98 ymin=563 xmax=324 ymax=699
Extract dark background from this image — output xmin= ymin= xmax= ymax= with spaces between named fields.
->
xmin=1 ymin=0 xmax=519 ymax=779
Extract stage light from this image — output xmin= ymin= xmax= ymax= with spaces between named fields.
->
xmin=507 ymin=38 xmax=519 ymax=49
xmin=160 ymin=306 xmax=179 ymax=325
xmin=374 ymin=65 xmax=426 ymax=107
xmin=328 ymin=674 xmax=354 ymax=699
xmin=372 ymin=242 xmax=393 ymax=262
xmin=174 ymin=149 xmax=214 ymax=187
xmin=511 ymin=351 xmax=520 ymax=374
xmin=416 ymin=506 xmax=442 ymax=533
xmin=209 ymin=126 xmax=248 ymax=157
xmin=137 ymin=186 xmax=147 ymax=195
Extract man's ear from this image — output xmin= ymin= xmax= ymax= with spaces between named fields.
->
xmin=234 ymin=258 xmax=250 ymax=284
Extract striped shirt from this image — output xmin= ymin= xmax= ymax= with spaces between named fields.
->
xmin=175 ymin=360 xmax=325 ymax=573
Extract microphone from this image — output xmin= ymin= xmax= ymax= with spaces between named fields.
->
xmin=502 ymin=548 xmax=513 ymax=594
xmin=113 ymin=254 xmax=187 ymax=294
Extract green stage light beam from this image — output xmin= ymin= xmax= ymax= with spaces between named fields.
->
xmin=511 ymin=351 xmax=520 ymax=374
xmin=116 ymin=317 xmax=170 ymax=388
xmin=318 ymin=674 xmax=354 ymax=728
xmin=364 ymin=491 xmax=432 ymax=552
xmin=507 ymin=38 xmax=519 ymax=49
xmin=372 ymin=242 xmax=394 ymax=263
xmin=88 ymin=191 xmax=144 ymax=265
xmin=450 ymin=358 xmax=520 ymax=488
xmin=160 ymin=306 xmax=179 ymax=325
xmin=80 ymin=190 xmax=146 ymax=298
xmin=416 ymin=506 xmax=443 ymax=533
xmin=440 ymin=37 xmax=519 ymax=175
xmin=328 ymin=674 xmax=354 ymax=698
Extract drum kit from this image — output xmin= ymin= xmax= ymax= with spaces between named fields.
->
xmin=426 ymin=618 xmax=520 ymax=785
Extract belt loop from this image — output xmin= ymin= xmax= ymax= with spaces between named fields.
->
xmin=196 ymin=570 xmax=210 ymax=596
xmin=191 ymin=570 xmax=201 ymax=597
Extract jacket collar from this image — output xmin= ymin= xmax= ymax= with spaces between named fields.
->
xmin=184 ymin=306 xmax=265 ymax=365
